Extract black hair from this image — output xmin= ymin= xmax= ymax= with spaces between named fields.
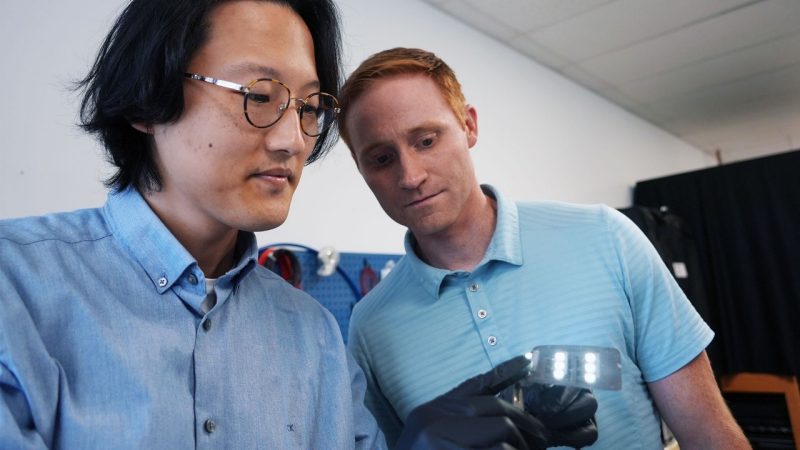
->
xmin=77 ymin=0 xmax=342 ymax=193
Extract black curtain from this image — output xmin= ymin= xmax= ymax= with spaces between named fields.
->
xmin=633 ymin=149 xmax=800 ymax=376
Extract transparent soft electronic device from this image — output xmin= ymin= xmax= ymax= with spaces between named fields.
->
xmin=511 ymin=345 xmax=622 ymax=407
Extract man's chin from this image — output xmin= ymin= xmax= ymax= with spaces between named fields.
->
xmin=236 ymin=213 xmax=290 ymax=233
xmin=404 ymin=218 xmax=449 ymax=240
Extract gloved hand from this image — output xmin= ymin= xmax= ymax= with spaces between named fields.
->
xmin=395 ymin=355 xmax=550 ymax=450
xmin=511 ymin=383 xmax=599 ymax=448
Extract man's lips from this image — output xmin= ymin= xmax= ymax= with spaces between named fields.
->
xmin=251 ymin=167 xmax=292 ymax=184
xmin=405 ymin=192 xmax=440 ymax=208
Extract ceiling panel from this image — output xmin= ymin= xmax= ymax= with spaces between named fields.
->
xmin=619 ymin=32 xmax=800 ymax=104
xmin=527 ymin=0 xmax=754 ymax=62
xmin=578 ymin=0 xmax=800 ymax=84
xmin=506 ymin=34 xmax=573 ymax=69
xmin=420 ymin=0 xmax=800 ymax=158
xmin=648 ymin=63 xmax=800 ymax=127
xmin=462 ymin=0 xmax=613 ymax=34
xmin=432 ymin=1 xmax=519 ymax=40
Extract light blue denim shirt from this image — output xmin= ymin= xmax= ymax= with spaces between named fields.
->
xmin=0 ymin=187 xmax=384 ymax=449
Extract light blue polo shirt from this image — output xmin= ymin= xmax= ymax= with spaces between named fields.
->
xmin=348 ymin=185 xmax=713 ymax=449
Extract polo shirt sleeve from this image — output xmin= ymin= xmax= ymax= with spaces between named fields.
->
xmin=604 ymin=206 xmax=714 ymax=382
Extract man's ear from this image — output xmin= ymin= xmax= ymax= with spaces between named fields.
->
xmin=130 ymin=122 xmax=152 ymax=135
xmin=464 ymin=104 xmax=478 ymax=148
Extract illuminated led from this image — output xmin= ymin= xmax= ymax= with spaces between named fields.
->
xmin=554 ymin=351 xmax=567 ymax=362
xmin=584 ymin=352 xmax=597 ymax=363
xmin=584 ymin=373 xmax=597 ymax=384
xmin=553 ymin=369 xmax=566 ymax=380
xmin=554 ymin=360 xmax=566 ymax=372
xmin=584 ymin=362 xmax=597 ymax=374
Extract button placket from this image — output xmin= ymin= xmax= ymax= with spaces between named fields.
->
xmin=465 ymin=277 xmax=502 ymax=353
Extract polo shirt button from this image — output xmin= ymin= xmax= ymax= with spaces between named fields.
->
xmin=477 ymin=309 xmax=488 ymax=319
xmin=487 ymin=336 xmax=497 ymax=346
xmin=469 ymin=283 xmax=479 ymax=292
xmin=203 ymin=319 xmax=212 ymax=332
xmin=157 ymin=277 xmax=168 ymax=287
xmin=188 ymin=274 xmax=198 ymax=285
xmin=204 ymin=419 xmax=216 ymax=433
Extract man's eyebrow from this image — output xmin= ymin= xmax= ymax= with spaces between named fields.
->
xmin=227 ymin=62 xmax=279 ymax=78
xmin=356 ymin=139 xmax=391 ymax=157
xmin=407 ymin=123 xmax=440 ymax=136
xmin=227 ymin=62 xmax=320 ymax=91
xmin=357 ymin=123 xmax=442 ymax=156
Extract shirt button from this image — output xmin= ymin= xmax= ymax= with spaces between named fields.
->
xmin=487 ymin=336 xmax=497 ymax=346
xmin=188 ymin=274 xmax=198 ymax=285
xmin=203 ymin=319 xmax=212 ymax=332
xmin=469 ymin=283 xmax=479 ymax=292
xmin=477 ymin=309 xmax=488 ymax=319
xmin=204 ymin=419 xmax=216 ymax=433
xmin=157 ymin=277 xmax=168 ymax=287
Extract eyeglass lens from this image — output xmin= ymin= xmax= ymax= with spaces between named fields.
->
xmin=245 ymin=79 xmax=337 ymax=136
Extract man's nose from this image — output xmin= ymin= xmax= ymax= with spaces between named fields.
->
xmin=264 ymin=104 xmax=307 ymax=157
xmin=398 ymin=151 xmax=427 ymax=189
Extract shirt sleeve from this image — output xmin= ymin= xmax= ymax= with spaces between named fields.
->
xmin=348 ymin=321 xmax=404 ymax=448
xmin=0 ymin=284 xmax=57 ymax=450
xmin=347 ymin=349 xmax=388 ymax=450
xmin=604 ymin=206 xmax=714 ymax=381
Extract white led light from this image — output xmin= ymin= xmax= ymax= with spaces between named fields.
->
xmin=525 ymin=345 xmax=622 ymax=391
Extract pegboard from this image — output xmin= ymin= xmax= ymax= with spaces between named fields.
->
xmin=260 ymin=243 xmax=402 ymax=343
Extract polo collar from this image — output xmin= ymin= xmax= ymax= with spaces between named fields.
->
xmin=403 ymin=184 xmax=524 ymax=299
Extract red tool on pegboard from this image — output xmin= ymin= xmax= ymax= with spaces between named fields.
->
xmin=359 ymin=259 xmax=379 ymax=298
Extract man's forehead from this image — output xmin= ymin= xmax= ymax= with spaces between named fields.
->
xmin=194 ymin=1 xmax=319 ymax=89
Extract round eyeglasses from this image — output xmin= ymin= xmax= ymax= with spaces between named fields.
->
xmin=184 ymin=73 xmax=340 ymax=137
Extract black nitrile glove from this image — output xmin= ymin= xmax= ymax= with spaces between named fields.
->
xmin=395 ymin=355 xmax=551 ymax=450
xmin=515 ymin=383 xmax=598 ymax=448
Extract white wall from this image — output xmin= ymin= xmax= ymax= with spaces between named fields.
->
xmin=0 ymin=0 xmax=714 ymax=254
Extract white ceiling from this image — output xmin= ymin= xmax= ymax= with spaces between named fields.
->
xmin=420 ymin=0 xmax=800 ymax=162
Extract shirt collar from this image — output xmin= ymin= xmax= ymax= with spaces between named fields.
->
xmin=102 ymin=187 xmax=258 ymax=294
xmin=403 ymin=184 xmax=524 ymax=298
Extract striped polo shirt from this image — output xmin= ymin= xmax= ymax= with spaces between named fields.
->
xmin=348 ymin=185 xmax=713 ymax=449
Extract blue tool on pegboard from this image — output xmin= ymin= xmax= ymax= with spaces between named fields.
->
xmin=259 ymin=243 xmax=401 ymax=343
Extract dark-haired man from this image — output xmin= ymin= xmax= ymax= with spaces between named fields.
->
xmin=0 ymin=1 xmax=377 ymax=448
xmin=339 ymin=47 xmax=751 ymax=449
xmin=0 ymin=2 xmax=583 ymax=449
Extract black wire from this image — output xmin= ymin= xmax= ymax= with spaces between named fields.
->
xmin=259 ymin=243 xmax=361 ymax=301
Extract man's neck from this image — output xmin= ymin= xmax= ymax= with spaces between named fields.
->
xmin=414 ymin=189 xmax=497 ymax=272
xmin=144 ymin=191 xmax=239 ymax=279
